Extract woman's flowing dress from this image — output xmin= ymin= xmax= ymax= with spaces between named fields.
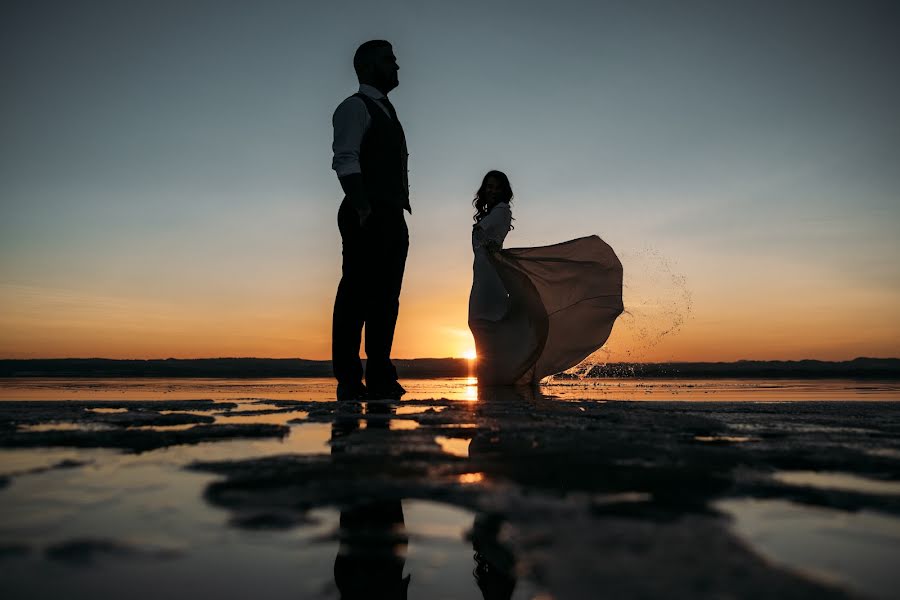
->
xmin=468 ymin=203 xmax=624 ymax=385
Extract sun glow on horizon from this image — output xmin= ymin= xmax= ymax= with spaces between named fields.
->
xmin=462 ymin=348 xmax=477 ymax=360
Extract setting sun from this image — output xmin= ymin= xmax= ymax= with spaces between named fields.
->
xmin=462 ymin=349 xmax=477 ymax=360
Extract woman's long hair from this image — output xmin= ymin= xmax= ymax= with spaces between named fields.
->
xmin=473 ymin=170 xmax=514 ymax=229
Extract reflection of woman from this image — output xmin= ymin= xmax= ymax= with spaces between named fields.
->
xmin=329 ymin=403 xmax=520 ymax=600
xmin=468 ymin=171 xmax=624 ymax=385
xmin=471 ymin=513 xmax=517 ymax=600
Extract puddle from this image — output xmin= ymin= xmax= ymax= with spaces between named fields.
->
xmin=129 ymin=423 xmax=332 ymax=464
xmin=389 ymin=419 xmax=420 ymax=431
xmin=219 ymin=402 xmax=288 ymax=413
xmin=457 ymin=473 xmax=486 ymax=485
xmin=718 ymin=498 xmax=900 ymax=600
xmin=213 ymin=410 xmax=309 ymax=426
xmin=0 ymin=448 xmax=107 ymax=476
xmin=126 ymin=424 xmax=198 ymax=432
xmin=435 ymin=436 xmax=471 ymax=458
xmin=281 ymin=423 xmax=332 ymax=454
xmin=728 ymin=423 xmax=877 ymax=435
xmin=401 ymin=499 xmax=542 ymax=598
xmin=395 ymin=405 xmax=447 ymax=415
xmin=18 ymin=423 xmax=116 ymax=433
xmin=866 ymin=448 xmax=900 ymax=460
xmin=694 ymin=435 xmax=755 ymax=443
xmin=773 ymin=471 xmax=900 ymax=496
xmin=0 ymin=460 xmax=538 ymax=599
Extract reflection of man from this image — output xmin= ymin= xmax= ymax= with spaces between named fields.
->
xmin=331 ymin=410 xmax=410 ymax=599
xmin=334 ymin=500 xmax=410 ymax=600
xmin=332 ymin=39 xmax=410 ymax=402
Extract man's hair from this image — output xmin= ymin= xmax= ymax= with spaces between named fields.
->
xmin=353 ymin=40 xmax=392 ymax=78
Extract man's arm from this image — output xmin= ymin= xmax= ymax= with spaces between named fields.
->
xmin=338 ymin=173 xmax=371 ymax=224
xmin=332 ymin=97 xmax=371 ymax=225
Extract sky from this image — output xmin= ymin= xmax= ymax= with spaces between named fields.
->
xmin=1 ymin=0 xmax=898 ymax=362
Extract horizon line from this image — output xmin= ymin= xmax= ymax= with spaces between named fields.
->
xmin=2 ymin=356 xmax=898 ymax=364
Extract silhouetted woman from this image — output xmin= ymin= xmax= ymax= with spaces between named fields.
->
xmin=467 ymin=170 xmax=624 ymax=385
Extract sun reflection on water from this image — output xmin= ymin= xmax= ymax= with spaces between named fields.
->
xmin=464 ymin=376 xmax=478 ymax=401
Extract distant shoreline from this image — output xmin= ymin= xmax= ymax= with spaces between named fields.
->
xmin=1 ymin=357 xmax=898 ymax=379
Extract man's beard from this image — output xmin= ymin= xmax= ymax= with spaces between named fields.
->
xmin=378 ymin=74 xmax=398 ymax=92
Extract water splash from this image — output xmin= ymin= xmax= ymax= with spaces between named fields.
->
xmin=564 ymin=245 xmax=693 ymax=378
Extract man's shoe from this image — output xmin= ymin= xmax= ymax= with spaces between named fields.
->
xmin=366 ymin=380 xmax=407 ymax=401
xmin=336 ymin=382 xmax=367 ymax=402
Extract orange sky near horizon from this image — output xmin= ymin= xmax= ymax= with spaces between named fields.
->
xmin=2 ymin=196 xmax=900 ymax=362
xmin=2 ymin=257 xmax=898 ymax=362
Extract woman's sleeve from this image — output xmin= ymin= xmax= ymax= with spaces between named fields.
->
xmin=484 ymin=205 xmax=511 ymax=242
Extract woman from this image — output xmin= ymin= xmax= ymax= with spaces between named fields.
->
xmin=468 ymin=170 xmax=624 ymax=385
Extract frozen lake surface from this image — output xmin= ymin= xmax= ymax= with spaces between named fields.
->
xmin=1 ymin=377 xmax=898 ymax=599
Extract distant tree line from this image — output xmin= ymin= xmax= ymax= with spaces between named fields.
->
xmin=1 ymin=357 xmax=898 ymax=379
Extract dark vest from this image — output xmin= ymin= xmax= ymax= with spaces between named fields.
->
xmin=353 ymin=93 xmax=410 ymax=213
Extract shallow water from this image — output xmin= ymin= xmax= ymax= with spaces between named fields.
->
xmin=0 ymin=450 xmax=538 ymax=599
xmin=1 ymin=377 xmax=898 ymax=599
xmin=2 ymin=376 xmax=898 ymax=402
xmin=719 ymin=498 xmax=900 ymax=600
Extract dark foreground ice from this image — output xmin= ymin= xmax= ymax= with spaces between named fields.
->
xmin=0 ymin=378 xmax=898 ymax=599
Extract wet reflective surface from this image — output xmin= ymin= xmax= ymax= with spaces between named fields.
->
xmin=1 ymin=378 xmax=898 ymax=599
xmin=2 ymin=376 xmax=899 ymax=401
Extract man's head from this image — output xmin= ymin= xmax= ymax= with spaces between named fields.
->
xmin=354 ymin=40 xmax=399 ymax=95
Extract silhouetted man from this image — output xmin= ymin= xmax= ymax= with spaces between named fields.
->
xmin=332 ymin=40 xmax=410 ymax=401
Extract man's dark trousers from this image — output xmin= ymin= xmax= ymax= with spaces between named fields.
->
xmin=332 ymin=200 xmax=408 ymax=387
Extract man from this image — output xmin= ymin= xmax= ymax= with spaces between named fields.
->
xmin=331 ymin=40 xmax=410 ymax=401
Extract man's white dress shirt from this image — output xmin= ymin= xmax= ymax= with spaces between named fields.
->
xmin=332 ymin=84 xmax=409 ymax=198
